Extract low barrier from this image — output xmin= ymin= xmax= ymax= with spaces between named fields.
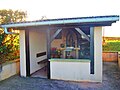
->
xmin=0 ymin=59 xmax=20 ymax=81
xmin=102 ymin=52 xmax=118 ymax=62
xmin=118 ymin=52 xmax=120 ymax=67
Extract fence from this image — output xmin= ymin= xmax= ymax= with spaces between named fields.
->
xmin=102 ymin=52 xmax=118 ymax=62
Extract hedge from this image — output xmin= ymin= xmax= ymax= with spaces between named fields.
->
xmin=103 ymin=42 xmax=120 ymax=52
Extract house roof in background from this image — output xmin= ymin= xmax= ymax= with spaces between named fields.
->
xmin=0 ymin=15 xmax=119 ymax=28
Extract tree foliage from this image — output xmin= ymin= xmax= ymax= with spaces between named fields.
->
xmin=0 ymin=9 xmax=27 ymax=64
xmin=0 ymin=9 xmax=26 ymax=24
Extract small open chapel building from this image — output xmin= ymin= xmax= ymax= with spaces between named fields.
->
xmin=1 ymin=15 xmax=119 ymax=82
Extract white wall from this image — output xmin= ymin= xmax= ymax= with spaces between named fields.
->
xmin=0 ymin=60 xmax=20 ymax=81
xmin=19 ymin=30 xmax=26 ymax=77
xmin=29 ymin=30 xmax=47 ymax=74
xmin=90 ymin=27 xmax=102 ymax=82
xmin=50 ymin=60 xmax=90 ymax=81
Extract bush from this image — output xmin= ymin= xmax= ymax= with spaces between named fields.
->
xmin=103 ymin=42 xmax=120 ymax=52
xmin=0 ymin=9 xmax=26 ymax=64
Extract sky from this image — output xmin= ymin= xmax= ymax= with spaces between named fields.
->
xmin=0 ymin=0 xmax=120 ymax=37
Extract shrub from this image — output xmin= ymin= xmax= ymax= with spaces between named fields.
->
xmin=103 ymin=42 xmax=120 ymax=52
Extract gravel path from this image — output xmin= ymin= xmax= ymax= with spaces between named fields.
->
xmin=0 ymin=62 xmax=120 ymax=90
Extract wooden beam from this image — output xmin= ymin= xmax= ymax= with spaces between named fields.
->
xmin=46 ymin=27 xmax=51 ymax=79
xmin=90 ymin=27 xmax=94 ymax=74
xmin=25 ymin=30 xmax=30 ymax=76
xmin=50 ymin=29 xmax=62 ymax=42
xmin=75 ymin=28 xmax=90 ymax=41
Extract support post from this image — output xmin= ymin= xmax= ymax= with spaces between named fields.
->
xmin=25 ymin=30 xmax=30 ymax=76
xmin=75 ymin=28 xmax=90 ymax=41
xmin=50 ymin=29 xmax=62 ymax=42
xmin=47 ymin=27 xmax=51 ymax=79
xmin=90 ymin=27 xmax=94 ymax=74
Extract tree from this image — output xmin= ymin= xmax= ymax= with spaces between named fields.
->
xmin=0 ymin=9 xmax=27 ymax=64
xmin=0 ymin=9 xmax=26 ymax=24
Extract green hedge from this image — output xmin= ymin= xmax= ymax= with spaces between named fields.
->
xmin=103 ymin=42 xmax=120 ymax=51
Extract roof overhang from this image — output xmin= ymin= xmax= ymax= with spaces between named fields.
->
xmin=0 ymin=15 xmax=119 ymax=28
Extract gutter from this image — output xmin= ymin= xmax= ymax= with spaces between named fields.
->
xmin=4 ymin=27 xmax=16 ymax=34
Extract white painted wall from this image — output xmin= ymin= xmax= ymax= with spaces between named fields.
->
xmin=19 ymin=30 xmax=26 ymax=77
xmin=90 ymin=27 xmax=102 ymax=82
xmin=29 ymin=30 xmax=47 ymax=74
xmin=0 ymin=60 xmax=20 ymax=81
xmin=50 ymin=60 xmax=90 ymax=81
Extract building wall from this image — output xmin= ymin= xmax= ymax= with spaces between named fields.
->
xmin=29 ymin=30 xmax=47 ymax=74
xmin=90 ymin=27 xmax=102 ymax=82
xmin=19 ymin=30 xmax=26 ymax=77
xmin=50 ymin=60 xmax=90 ymax=81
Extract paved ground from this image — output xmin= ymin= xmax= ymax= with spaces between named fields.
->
xmin=0 ymin=62 xmax=120 ymax=90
